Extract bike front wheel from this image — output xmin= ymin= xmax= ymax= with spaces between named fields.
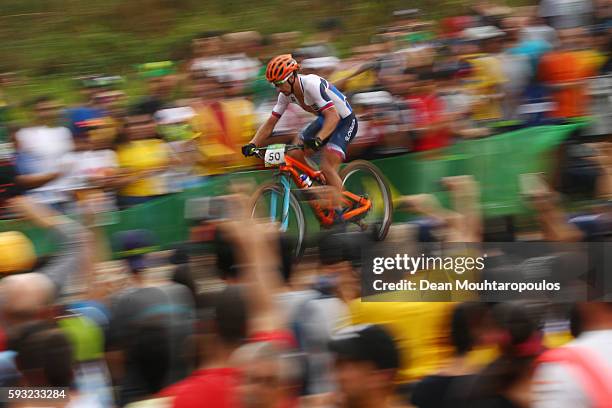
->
xmin=340 ymin=160 xmax=393 ymax=241
xmin=250 ymin=181 xmax=306 ymax=260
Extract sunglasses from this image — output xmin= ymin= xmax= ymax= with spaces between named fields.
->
xmin=271 ymin=75 xmax=292 ymax=88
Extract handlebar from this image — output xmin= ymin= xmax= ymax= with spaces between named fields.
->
xmin=252 ymin=144 xmax=304 ymax=159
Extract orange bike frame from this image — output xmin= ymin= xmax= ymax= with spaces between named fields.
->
xmin=278 ymin=156 xmax=371 ymax=227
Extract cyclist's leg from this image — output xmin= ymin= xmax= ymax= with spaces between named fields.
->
xmin=322 ymin=114 xmax=358 ymax=210
xmin=320 ymin=149 xmax=344 ymax=208
xmin=289 ymin=134 xmax=307 ymax=163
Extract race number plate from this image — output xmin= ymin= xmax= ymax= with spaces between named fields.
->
xmin=264 ymin=144 xmax=286 ymax=167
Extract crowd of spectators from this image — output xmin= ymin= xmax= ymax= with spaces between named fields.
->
xmin=0 ymin=169 xmax=611 ymax=407
xmin=0 ymin=1 xmax=610 ymax=215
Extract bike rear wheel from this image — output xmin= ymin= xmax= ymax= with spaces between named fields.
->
xmin=250 ymin=181 xmax=306 ymax=260
xmin=340 ymin=160 xmax=393 ymax=241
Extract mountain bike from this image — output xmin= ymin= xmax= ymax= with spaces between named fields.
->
xmin=250 ymin=144 xmax=393 ymax=259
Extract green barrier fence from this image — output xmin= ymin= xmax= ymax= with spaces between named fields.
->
xmin=386 ymin=123 xmax=578 ymax=214
xmin=1 ymin=123 xmax=582 ymax=257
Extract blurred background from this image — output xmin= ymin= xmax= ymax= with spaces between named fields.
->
xmin=0 ymin=0 xmax=611 ymax=407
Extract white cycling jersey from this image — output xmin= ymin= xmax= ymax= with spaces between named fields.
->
xmin=271 ymin=74 xmax=353 ymax=120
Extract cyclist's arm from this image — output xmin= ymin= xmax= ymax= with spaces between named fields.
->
xmin=315 ymin=106 xmax=340 ymax=142
xmin=304 ymin=76 xmax=341 ymax=142
xmin=250 ymin=114 xmax=280 ymax=146
xmin=250 ymin=94 xmax=288 ymax=146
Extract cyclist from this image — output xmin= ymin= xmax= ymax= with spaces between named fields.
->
xmin=242 ymin=54 xmax=358 ymax=221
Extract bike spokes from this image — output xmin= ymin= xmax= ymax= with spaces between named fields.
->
xmin=340 ymin=160 xmax=393 ymax=241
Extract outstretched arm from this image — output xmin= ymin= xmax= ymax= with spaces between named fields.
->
xmin=15 ymin=172 xmax=60 ymax=190
xmin=216 ymin=193 xmax=284 ymax=333
xmin=8 ymin=196 xmax=92 ymax=297
xmin=443 ymin=176 xmax=483 ymax=243
xmin=397 ymin=193 xmax=466 ymax=242
xmin=396 ymin=176 xmax=484 ymax=243
xmin=333 ymin=60 xmax=378 ymax=90
xmin=522 ymin=175 xmax=584 ymax=242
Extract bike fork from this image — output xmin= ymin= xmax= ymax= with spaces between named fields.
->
xmin=270 ymin=175 xmax=292 ymax=232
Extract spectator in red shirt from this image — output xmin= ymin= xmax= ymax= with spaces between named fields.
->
xmin=405 ymin=70 xmax=452 ymax=152
xmin=159 ymin=284 xmax=247 ymax=408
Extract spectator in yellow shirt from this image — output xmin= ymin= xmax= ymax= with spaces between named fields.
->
xmin=115 ymin=105 xmax=171 ymax=208
xmin=350 ymin=177 xmax=494 ymax=384
xmin=188 ymin=74 xmax=258 ymax=176
xmin=461 ymin=26 xmax=509 ymax=123
xmin=349 ymin=299 xmax=457 ymax=383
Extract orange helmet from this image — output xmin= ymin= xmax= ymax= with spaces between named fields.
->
xmin=265 ymin=54 xmax=299 ymax=83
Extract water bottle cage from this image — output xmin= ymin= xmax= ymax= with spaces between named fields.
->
xmin=299 ymin=174 xmax=312 ymax=188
